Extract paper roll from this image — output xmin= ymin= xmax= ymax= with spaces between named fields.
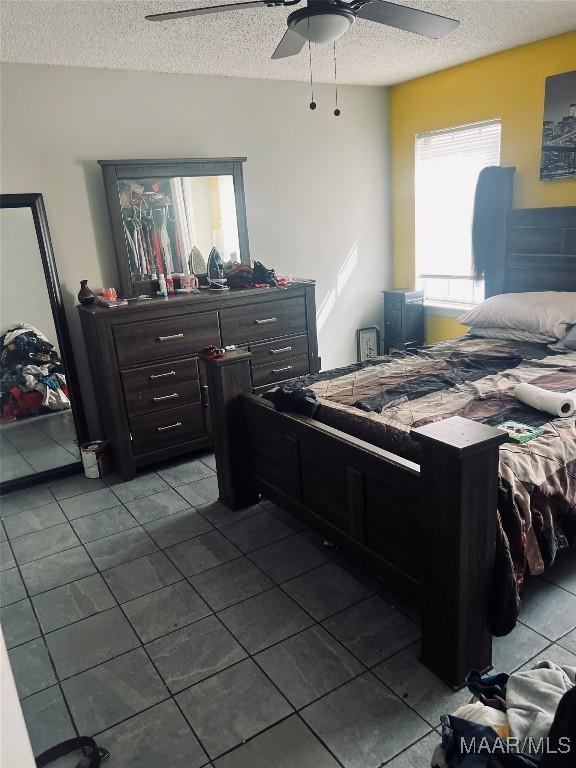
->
xmin=514 ymin=382 xmax=576 ymax=418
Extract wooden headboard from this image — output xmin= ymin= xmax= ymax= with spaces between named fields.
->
xmin=486 ymin=205 xmax=576 ymax=297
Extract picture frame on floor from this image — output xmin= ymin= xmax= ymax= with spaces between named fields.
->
xmin=356 ymin=326 xmax=380 ymax=361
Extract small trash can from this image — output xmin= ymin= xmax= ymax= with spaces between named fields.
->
xmin=80 ymin=441 xmax=112 ymax=479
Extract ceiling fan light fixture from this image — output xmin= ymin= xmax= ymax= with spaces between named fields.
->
xmin=290 ymin=9 xmax=354 ymax=45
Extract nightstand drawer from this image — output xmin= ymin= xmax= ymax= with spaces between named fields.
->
xmin=220 ymin=297 xmax=306 ymax=346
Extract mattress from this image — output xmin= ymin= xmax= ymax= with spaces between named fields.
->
xmin=274 ymin=336 xmax=576 ymax=633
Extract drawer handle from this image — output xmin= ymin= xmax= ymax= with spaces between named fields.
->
xmin=255 ymin=317 xmax=278 ymax=325
xmin=149 ymin=370 xmax=176 ymax=380
xmin=157 ymin=422 xmax=182 ymax=432
xmin=270 ymin=346 xmax=292 ymax=355
xmin=201 ymin=385 xmax=210 ymax=408
xmin=272 ymin=365 xmax=293 ymax=374
xmin=157 ymin=333 xmax=184 ymax=342
xmin=152 ymin=393 xmax=179 ymax=402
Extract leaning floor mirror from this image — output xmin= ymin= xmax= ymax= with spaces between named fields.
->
xmin=0 ymin=193 xmax=86 ymax=492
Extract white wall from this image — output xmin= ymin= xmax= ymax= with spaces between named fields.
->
xmin=0 ymin=63 xmax=391 ymax=436
xmin=1 ymin=630 xmax=36 ymax=768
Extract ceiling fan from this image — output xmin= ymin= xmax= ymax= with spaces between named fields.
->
xmin=145 ymin=0 xmax=460 ymax=59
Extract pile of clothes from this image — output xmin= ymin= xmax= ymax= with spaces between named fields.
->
xmin=433 ymin=661 xmax=576 ymax=767
xmin=1 ymin=324 xmax=70 ymax=422
xmin=226 ymin=261 xmax=291 ymax=290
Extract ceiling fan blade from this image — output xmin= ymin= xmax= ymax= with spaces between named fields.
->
xmin=271 ymin=27 xmax=306 ymax=59
xmin=146 ymin=1 xmax=268 ymax=22
xmin=356 ymin=0 xmax=459 ymax=38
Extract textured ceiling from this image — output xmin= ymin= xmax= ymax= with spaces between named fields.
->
xmin=1 ymin=0 xmax=575 ymax=86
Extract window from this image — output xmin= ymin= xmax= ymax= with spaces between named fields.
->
xmin=415 ymin=119 xmax=501 ymax=306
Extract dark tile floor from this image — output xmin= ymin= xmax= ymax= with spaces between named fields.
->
xmin=1 ymin=452 xmax=575 ymax=768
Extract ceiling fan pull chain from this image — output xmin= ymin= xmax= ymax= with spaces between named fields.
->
xmin=333 ymin=41 xmax=340 ymax=117
xmin=308 ymin=27 xmax=316 ymax=110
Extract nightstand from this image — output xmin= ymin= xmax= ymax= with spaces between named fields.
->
xmin=382 ymin=289 xmax=425 ymax=354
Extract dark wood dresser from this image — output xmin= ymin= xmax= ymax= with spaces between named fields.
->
xmin=79 ymin=282 xmax=318 ymax=479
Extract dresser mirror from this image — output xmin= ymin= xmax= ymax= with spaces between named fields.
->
xmin=0 ymin=194 xmax=87 ymax=491
xmin=99 ymin=158 xmax=251 ymax=297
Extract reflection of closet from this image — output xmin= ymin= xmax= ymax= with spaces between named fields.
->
xmin=121 ymin=183 xmax=181 ymax=280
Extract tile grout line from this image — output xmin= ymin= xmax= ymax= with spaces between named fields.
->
xmin=379 ymin=728 xmax=438 ymax=766
xmin=539 ymin=573 xmax=576 ymax=599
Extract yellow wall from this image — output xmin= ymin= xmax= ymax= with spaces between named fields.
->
xmin=390 ymin=31 xmax=576 ymax=342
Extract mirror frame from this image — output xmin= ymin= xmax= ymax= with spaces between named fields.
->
xmin=99 ymin=157 xmax=251 ymax=298
xmin=0 ymin=193 xmax=88 ymax=492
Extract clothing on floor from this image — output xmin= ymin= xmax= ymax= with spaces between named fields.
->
xmin=466 ymin=670 xmax=509 ymax=712
xmin=435 ymin=714 xmax=539 ymax=767
xmin=434 ymin=662 xmax=576 ymax=767
xmin=452 ymin=702 xmax=511 ymax=740
xmin=505 ymin=662 xmax=576 ymax=745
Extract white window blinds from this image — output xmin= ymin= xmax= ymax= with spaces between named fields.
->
xmin=415 ymin=119 xmax=501 ymax=305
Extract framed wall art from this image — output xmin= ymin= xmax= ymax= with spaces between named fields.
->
xmin=540 ymin=70 xmax=576 ymax=181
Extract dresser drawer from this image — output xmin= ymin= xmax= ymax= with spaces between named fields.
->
xmin=125 ymin=380 xmax=201 ymax=417
xmin=114 ymin=312 xmax=220 ymax=366
xmin=249 ymin=334 xmax=309 ymax=366
xmin=251 ymin=354 xmax=310 ymax=388
xmin=130 ymin=404 xmax=205 ymax=455
xmin=220 ymin=297 xmax=306 ymax=346
xmin=121 ymin=357 xmax=199 ymax=394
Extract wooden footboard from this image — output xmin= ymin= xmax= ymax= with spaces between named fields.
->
xmin=203 ymin=351 xmax=506 ymax=688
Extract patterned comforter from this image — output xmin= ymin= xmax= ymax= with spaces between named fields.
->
xmin=287 ymin=337 xmax=576 ymax=634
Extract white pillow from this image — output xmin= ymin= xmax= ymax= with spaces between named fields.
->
xmin=467 ymin=327 xmax=555 ymax=344
xmin=459 ymin=292 xmax=576 ymax=340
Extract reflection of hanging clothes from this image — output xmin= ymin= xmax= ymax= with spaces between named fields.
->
xmin=171 ymin=179 xmax=192 ymax=274
xmin=142 ymin=214 xmax=157 ymax=276
xmin=134 ymin=224 xmax=147 ymax=276
xmin=150 ymin=222 xmax=163 ymax=276
xmin=166 ymin=217 xmax=182 ymax=273
xmin=158 ymin=208 xmax=174 ymax=275
xmin=123 ymin=220 xmax=140 ymax=277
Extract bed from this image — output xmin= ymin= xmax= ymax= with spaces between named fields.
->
xmin=203 ymin=203 xmax=576 ymax=688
